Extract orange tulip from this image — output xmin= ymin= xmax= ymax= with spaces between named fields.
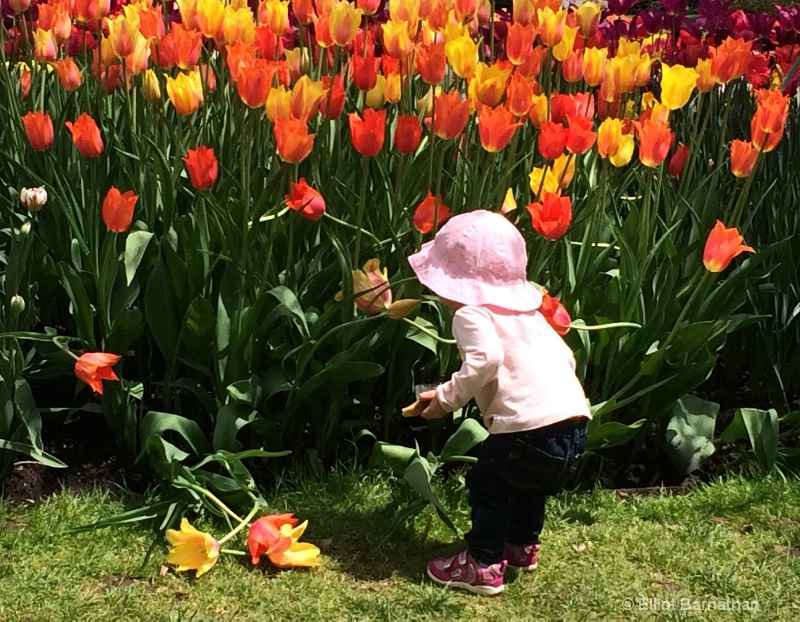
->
xmin=750 ymin=89 xmax=790 ymax=153
xmin=527 ymin=192 xmax=572 ymax=240
xmin=711 ymin=37 xmax=751 ymax=84
xmin=505 ymin=22 xmax=535 ymax=66
xmin=274 ymin=118 xmax=315 ymax=163
xmin=394 ymin=115 xmax=422 ymax=154
xmin=413 ymin=191 xmax=451 ymax=234
xmin=730 ymin=139 xmax=758 ymax=178
xmin=345 ymin=258 xmax=393 ymax=313
xmin=291 ymin=0 xmax=315 ymax=24
xmin=285 ymin=178 xmax=326 ymax=221
xmin=566 ymin=115 xmax=596 ymax=154
xmin=137 ymin=3 xmax=166 ymax=41
xmin=694 ymin=58 xmax=716 ymax=92
xmin=37 ymin=2 xmax=72 ymax=43
xmin=52 ymin=57 xmax=82 ymax=91
xmin=74 ymin=352 xmax=121 ymax=394
xmin=561 ymin=50 xmax=583 ymax=83
xmin=703 ymin=221 xmax=754 ymax=273
xmin=506 ymin=72 xmax=537 ymax=118
xmin=320 ymin=75 xmax=346 ymax=119
xmin=73 ymin=0 xmax=111 ymax=23
xmin=236 ymin=58 xmax=273 ymax=108
xmin=667 ymin=142 xmax=689 ymax=179
xmin=538 ymin=121 xmax=569 ymax=160
xmin=290 ymin=75 xmax=326 ymax=122
xmin=329 ymin=1 xmax=363 ymax=47
xmin=358 ymin=0 xmax=381 ymax=15
xmin=415 ymin=42 xmax=447 ymax=85
xmin=65 ymin=113 xmax=104 ymax=159
xmin=164 ymin=24 xmax=203 ymax=70
xmin=516 ymin=45 xmax=547 ymax=79
xmin=126 ymin=33 xmax=151 ymax=75
xmin=21 ymin=111 xmax=54 ymax=151
xmin=166 ymin=71 xmax=204 ymax=115
xmin=634 ymin=119 xmax=674 ymax=168
xmin=478 ymin=105 xmax=520 ymax=153
xmin=183 ymin=146 xmax=218 ymax=190
xmin=432 ymin=90 xmax=471 ymax=140
xmin=106 ymin=12 xmax=141 ymax=58
xmin=349 ymin=108 xmax=386 ymax=157
xmin=34 ymin=29 xmax=58 ymax=62
xmin=469 ymin=61 xmax=511 ymax=109
xmin=538 ymin=290 xmax=571 ymax=335
xmin=512 ymin=0 xmax=536 ymax=26
xmin=102 ymin=186 xmax=138 ymax=232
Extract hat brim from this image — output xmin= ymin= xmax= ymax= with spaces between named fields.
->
xmin=408 ymin=243 xmax=542 ymax=312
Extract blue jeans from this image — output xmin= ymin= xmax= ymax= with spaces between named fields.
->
xmin=464 ymin=417 xmax=587 ymax=565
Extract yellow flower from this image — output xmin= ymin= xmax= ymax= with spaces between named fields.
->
xmin=617 ymin=38 xmax=641 ymax=57
xmin=610 ymin=134 xmax=634 ymax=167
xmin=468 ymin=61 xmax=511 ymax=109
xmin=575 ymin=1 xmax=601 ymax=38
xmin=336 ymin=259 xmax=393 ymax=313
xmin=222 ymin=6 xmax=255 ymax=45
xmin=269 ymin=521 xmax=321 ymax=568
xmin=501 ymin=188 xmax=517 ymax=214
xmin=387 ymin=299 xmax=421 ymax=320
xmin=143 ymin=69 xmax=161 ymax=102
xmin=366 ymin=74 xmax=386 ymax=108
xmin=328 ymin=1 xmax=363 ymax=47
xmin=384 ymin=72 xmax=401 ymax=104
xmin=528 ymin=166 xmax=559 ymax=199
xmin=552 ymin=25 xmax=579 ymax=63
xmin=537 ymin=7 xmax=566 ymax=47
xmin=552 ymin=153 xmax=575 ymax=188
xmin=695 ymin=58 xmax=716 ymax=92
xmin=582 ymin=46 xmax=607 ymax=87
xmin=660 ymin=64 xmax=698 ymax=110
xmin=166 ymin=519 xmax=220 ymax=578
xmin=166 ymin=70 xmax=204 ymax=116
xmin=445 ymin=35 xmax=479 ymax=79
xmin=265 ymin=85 xmax=292 ymax=121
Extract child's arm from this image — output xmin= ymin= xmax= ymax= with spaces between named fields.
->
xmin=433 ymin=306 xmax=504 ymax=413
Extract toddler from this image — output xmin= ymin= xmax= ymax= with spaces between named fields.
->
xmin=405 ymin=210 xmax=590 ymax=596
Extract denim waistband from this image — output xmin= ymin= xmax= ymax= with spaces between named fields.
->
xmin=538 ymin=416 xmax=588 ymax=438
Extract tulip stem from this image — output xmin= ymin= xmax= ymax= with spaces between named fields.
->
xmin=220 ymin=549 xmax=247 ymax=556
xmin=323 ymin=212 xmax=383 ymax=246
xmin=728 ymin=152 xmax=762 ymax=228
xmin=353 ymin=157 xmax=370 ymax=266
xmin=184 ymin=484 xmax=243 ymax=523
xmin=569 ymin=321 xmax=641 ymax=331
xmin=219 ymin=503 xmax=260 ymax=545
xmin=402 ymin=318 xmax=457 ymax=345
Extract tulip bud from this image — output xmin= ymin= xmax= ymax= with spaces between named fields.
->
xmin=388 ymin=299 xmax=421 ymax=320
xmin=20 ymin=221 xmax=32 ymax=236
xmin=10 ymin=294 xmax=26 ymax=315
xmin=143 ymin=69 xmax=162 ymax=103
xmin=20 ymin=186 xmax=48 ymax=212
xmin=9 ymin=0 xmax=32 ymax=13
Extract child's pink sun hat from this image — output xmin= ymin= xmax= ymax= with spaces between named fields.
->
xmin=408 ymin=210 xmax=542 ymax=312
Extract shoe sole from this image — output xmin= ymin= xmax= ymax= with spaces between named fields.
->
xmin=426 ymin=568 xmax=505 ymax=596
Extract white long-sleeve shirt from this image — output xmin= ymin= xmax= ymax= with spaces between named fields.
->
xmin=435 ymin=305 xmax=591 ymax=434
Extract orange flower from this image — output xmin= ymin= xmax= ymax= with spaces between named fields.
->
xmin=394 ymin=115 xmax=422 ymax=154
xmin=478 ymin=105 xmax=520 ymax=153
xmin=320 ymin=75 xmax=345 ymax=119
xmin=161 ymin=24 xmax=202 ymax=70
xmin=65 ymin=113 xmax=104 ymax=159
xmin=415 ymin=42 xmax=447 ymax=85
xmin=634 ymin=119 xmax=674 ymax=168
xmin=291 ymin=0 xmax=316 ymax=24
xmin=345 ymin=258 xmax=393 ymax=313
xmin=247 ymin=512 xmax=321 ymax=568
xmin=538 ymin=290 xmax=571 ymax=335
xmin=236 ymin=58 xmax=273 ymax=108
xmin=285 ymin=178 xmax=326 ymax=221
xmin=516 ymin=45 xmax=547 ymax=79
xmin=351 ymin=54 xmax=381 ymax=91
xmin=106 ymin=12 xmax=141 ymax=58
xmin=526 ymin=192 xmax=572 ymax=240
xmin=274 ymin=118 xmax=315 ymax=163
xmin=73 ymin=0 xmax=111 ymax=23
xmin=730 ymin=139 xmax=758 ymax=178
xmin=358 ymin=0 xmax=381 ymax=15
xmin=182 ymin=146 xmax=218 ymax=190
xmin=711 ymin=37 xmax=751 ymax=84
xmin=328 ymin=1 xmax=363 ymax=47
xmin=505 ymin=22 xmax=535 ymax=66
xmin=52 ymin=57 xmax=82 ymax=91
xmin=566 ymin=115 xmax=596 ymax=154
xmin=667 ymin=142 xmax=689 ymax=179
xmin=290 ymin=75 xmax=326 ymax=122
xmin=349 ymin=108 xmax=386 ymax=157
xmin=382 ymin=20 xmax=413 ymax=58
xmin=413 ymin=191 xmax=451 ymax=234
xmin=512 ymin=0 xmax=536 ymax=26
xmin=74 ymin=352 xmax=121 ymax=394
xmin=506 ymin=72 xmax=536 ymax=118
xmin=102 ymin=186 xmax=138 ymax=232
xmin=561 ymin=50 xmax=583 ymax=83
xmin=694 ymin=58 xmax=716 ymax=92
xmin=166 ymin=70 xmax=204 ymax=115
xmin=21 ymin=111 xmax=54 ymax=151
xmin=33 ymin=29 xmax=58 ymax=62
xmin=537 ymin=7 xmax=566 ymax=47
xmin=538 ymin=121 xmax=569 ymax=160
xmin=750 ymin=89 xmax=790 ymax=153
xmin=703 ymin=220 xmax=754 ymax=273
xmin=37 ymin=2 xmax=72 ymax=43
xmin=432 ymin=90 xmax=470 ymax=140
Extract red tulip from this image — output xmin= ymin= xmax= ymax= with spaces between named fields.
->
xmin=74 ymin=352 xmax=121 ymax=394
xmin=21 ymin=111 xmax=54 ymax=151
xmin=351 ymin=53 xmax=380 ymax=91
xmin=102 ymin=186 xmax=138 ymax=232
xmin=65 ymin=113 xmax=104 ymax=159
xmin=285 ymin=178 xmax=326 ymax=222
xmin=478 ymin=105 xmax=520 ymax=153
xmin=247 ymin=513 xmax=297 ymax=564
xmin=183 ymin=146 xmax=218 ymax=190
xmin=413 ymin=191 xmax=451 ymax=234
xmin=349 ymin=108 xmax=386 ymax=157
xmin=634 ymin=119 xmax=674 ymax=167
xmin=703 ymin=220 xmax=754 ymax=273
xmin=566 ymin=115 xmax=596 ymax=154
xmin=394 ymin=115 xmax=422 ymax=154
xmin=526 ymin=192 xmax=572 ymax=240
xmin=320 ymin=75 xmax=346 ymax=119
xmin=538 ymin=291 xmax=571 ymax=335
xmin=432 ymin=90 xmax=470 ymax=140
xmin=538 ymin=121 xmax=569 ymax=160
xmin=667 ymin=142 xmax=690 ymax=179
xmin=415 ymin=41 xmax=446 ymax=85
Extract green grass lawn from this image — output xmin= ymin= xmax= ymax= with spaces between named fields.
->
xmin=1 ymin=470 xmax=799 ymax=621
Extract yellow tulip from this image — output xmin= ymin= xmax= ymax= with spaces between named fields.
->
xmin=575 ymin=1 xmax=601 ymax=38
xmin=166 ymin=70 xmax=204 ymax=115
xmin=445 ymin=35 xmax=479 ymax=79
xmin=609 ymin=134 xmax=634 ymax=167
xmin=196 ymin=0 xmax=226 ymax=39
xmin=222 ymin=6 xmax=256 ymax=45
xmin=329 ymin=1 xmax=363 ymax=47
xmin=617 ymin=38 xmax=640 ymax=57
xmin=537 ymin=7 xmax=566 ymax=47
xmin=366 ymin=75 xmax=386 ymax=108
xmin=468 ymin=61 xmax=511 ymax=108
xmin=552 ymin=25 xmax=579 ymax=63
xmin=552 ymin=153 xmax=575 ymax=188
xmin=166 ymin=519 xmax=220 ymax=578
xmin=143 ymin=69 xmax=161 ymax=102
xmin=382 ymin=20 xmax=414 ymax=58
xmin=265 ymin=85 xmax=292 ymax=121
xmin=384 ymin=72 xmax=402 ymax=104
xmin=582 ymin=47 xmax=607 ymax=87
xmin=695 ymin=58 xmax=716 ymax=92
xmin=529 ymin=166 xmax=560 ymax=199
xmin=501 ymin=188 xmax=517 ymax=214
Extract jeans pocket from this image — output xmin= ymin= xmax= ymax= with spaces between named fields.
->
xmin=503 ymin=439 xmax=569 ymax=491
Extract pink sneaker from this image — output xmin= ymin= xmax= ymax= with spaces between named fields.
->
xmin=426 ymin=550 xmax=506 ymax=596
xmin=504 ymin=543 xmax=540 ymax=571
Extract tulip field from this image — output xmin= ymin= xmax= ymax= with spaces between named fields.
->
xmin=1 ymin=0 xmax=800 ymax=576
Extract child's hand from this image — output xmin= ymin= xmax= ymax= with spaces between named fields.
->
xmin=418 ymin=391 xmax=447 ymax=419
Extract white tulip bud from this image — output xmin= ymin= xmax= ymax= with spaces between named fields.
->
xmin=19 ymin=186 xmax=47 ymax=212
xmin=10 ymin=294 xmax=26 ymax=314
